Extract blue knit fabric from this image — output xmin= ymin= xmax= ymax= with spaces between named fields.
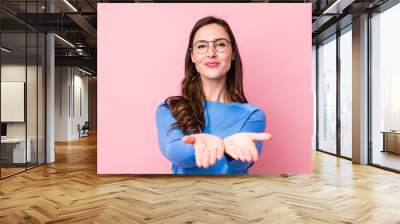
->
xmin=156 ymin=100 xmax=267 ymax=174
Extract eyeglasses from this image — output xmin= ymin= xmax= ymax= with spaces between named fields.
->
xmin=191 ymin=38 xmax=232 ymax=54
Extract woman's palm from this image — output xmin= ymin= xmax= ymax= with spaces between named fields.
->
xmin=224 ymin=133 xmax=271 ymax=162
xmin=182 ymin=133 xmax=224 ymax=168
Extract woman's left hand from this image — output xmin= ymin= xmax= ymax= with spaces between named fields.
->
xmin=223 ymin=133 xmax=271 ymax=163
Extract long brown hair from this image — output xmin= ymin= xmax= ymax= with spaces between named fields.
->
xmin=164 ymin=16 xmax=247 ymax=134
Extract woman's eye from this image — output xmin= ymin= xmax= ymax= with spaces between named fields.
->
xmin=197 ymin=44 xmax=207 ymax=49
xmin=217 ymin=43 xmax=226 ymax=47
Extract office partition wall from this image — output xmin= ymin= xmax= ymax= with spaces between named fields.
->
xmin=0 ymin=0 xmax=47 ymax=179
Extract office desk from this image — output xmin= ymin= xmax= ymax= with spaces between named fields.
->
xmin=1 ymin=138 xmax=32 ymax=164
xmin=381 ymin=131 xmax=400 ymax=154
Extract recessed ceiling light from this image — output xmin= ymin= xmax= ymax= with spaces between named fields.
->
xmin=63 ymin=0 xmax=78 ymax=12
xmin=78 ymin=67 xmax=93 ymax=76
xmin=1 ymin=47 xmax=11 ymax=53
xmin=322 ymin=0 xmax=355 ymax=15
xmin=54 ymin=34 xmax=75 ymax=48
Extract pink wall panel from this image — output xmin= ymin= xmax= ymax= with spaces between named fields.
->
xmin=98 ymin=3 xmax=312 ymax=174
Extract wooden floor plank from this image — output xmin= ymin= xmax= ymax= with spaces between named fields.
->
xmin=0 ymin=133 xmax=400 ymax=223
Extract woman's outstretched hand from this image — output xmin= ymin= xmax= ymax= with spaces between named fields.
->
xmin=223 ymin=133 xmax=271 ymax=163
xmin=182 ymin=133 xmax=224 ymax=168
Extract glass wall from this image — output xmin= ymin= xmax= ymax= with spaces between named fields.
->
xmin=0 ymin=1 xmax=46 ymax=179
xmin=339 ymin=27 xmax=352 ymax=158
xmin=316 ymin=25 xmax=353 ymax=159
xmin=371 ymin=3 xmax=400 ymax=171
xmin=317 ymin=35 xmax=337 ymax=154
xmin=0 ymin=32 xmax=28 ymax=177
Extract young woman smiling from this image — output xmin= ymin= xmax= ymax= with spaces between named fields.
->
xmin=156 ymin=16 xmax=271 ymax=174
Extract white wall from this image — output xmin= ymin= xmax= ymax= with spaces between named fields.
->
xmin=71 ymin=72 xmax=89 ymax=138
xmin=55 ymin=66 xmax=70 ymax=141
xmin=1 ymin=63 xmax=46 ymax=163
xmin=55 ymin=67 xmax=89 ymax=141
xmin=1 ymin=66 xmax=26 ymax=134
xmin=312 ymin=45 xmax=316 ymax=150
xmin=1 ymin=65 xmax=42 ymax=137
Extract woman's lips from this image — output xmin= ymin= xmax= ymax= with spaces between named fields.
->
xmin=205 ymin=62 xmax=220 ymax=68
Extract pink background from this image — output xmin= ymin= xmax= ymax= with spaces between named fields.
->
xmin=97 ymin=3 xmax=312 ymax=174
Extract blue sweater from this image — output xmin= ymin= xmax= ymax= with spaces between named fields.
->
xmin=155 ymin=100 xmax=267 ymax=174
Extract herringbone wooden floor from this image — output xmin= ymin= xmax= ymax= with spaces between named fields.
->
xmin=1 ymin=133 xmax=400 ymax=224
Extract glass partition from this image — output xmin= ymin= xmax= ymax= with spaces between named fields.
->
xmin=0 ymin=30 xmax=28 ymax=177
xmin=317 ymin=35 xmax=337 ymax=154
xmin=0 ymin=1 xmax=46 ymax=179
xmin=339 ymin=27 xmax=352 ymax=158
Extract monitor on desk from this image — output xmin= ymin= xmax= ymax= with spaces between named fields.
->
xmin=1 ymin=123 xmax=7 ymax=138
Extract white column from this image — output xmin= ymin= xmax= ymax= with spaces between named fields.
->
xmin=352 ymin=14 xmax=369 ymax=164
xmin=46 ymin=1 xmax=55 ymax=163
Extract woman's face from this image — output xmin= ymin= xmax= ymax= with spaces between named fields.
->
xmin=191 ymin=23 xmax=235 ymax=81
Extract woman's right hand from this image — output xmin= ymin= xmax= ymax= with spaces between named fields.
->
xmin=182 ymin=133 xmax=224 ymax=168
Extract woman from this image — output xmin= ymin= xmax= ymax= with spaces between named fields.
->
xmin=156 ymin=16 xmax=271 ymax=174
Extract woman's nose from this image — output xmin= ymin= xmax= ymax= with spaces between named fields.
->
xmin=206 ymin=44 xmax=217 ymax=57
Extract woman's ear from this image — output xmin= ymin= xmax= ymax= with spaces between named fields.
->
xmin=191 ymin=51 xmax=196 ymax=63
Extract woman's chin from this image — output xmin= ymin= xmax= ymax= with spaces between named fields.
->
xmin=202 ymin=73 xmax=226 ymax=80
